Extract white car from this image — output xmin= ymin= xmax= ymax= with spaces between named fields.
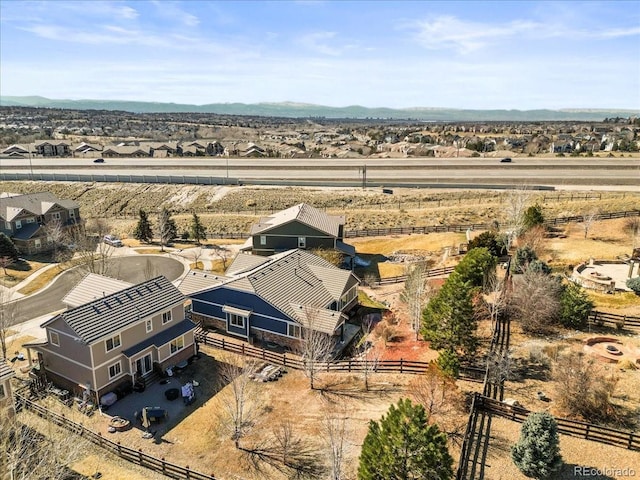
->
xmin=103 ymin=235 xmax=123 ymax=247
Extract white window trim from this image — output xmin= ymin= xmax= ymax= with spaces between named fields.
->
xmin=146 ymin=319 xmax=153 ymax=333
xmin=50 ymin=331 xmax=60 ymax=347
xmin=52 ymin=212 xmax=61 ymax=220
xmin=298 ymin=236 xmax=306 ymax=248
xmin=162 ymin=311 xmax=172 ymax=324
xmin=108 ymin=361 xmax=122 ymax=379
xmin=26 ymin=217 xmax=35 ymax=223
xmin=15 ymin=220 xmax=22 ymax=229
xmin=260 ymin=235 xmax=267 ymax=245
xmin=170 ymin=336 xmax=184 ymax=354
xmin=105 ymin=334 xmax=121 ymax=352
xmin=228 ymin=313 xmax=245 ymax=329
xmin=69 ymin=210 xmax=75 ymax=217
xmin=287 ymin=323 xmax=301 ymax=339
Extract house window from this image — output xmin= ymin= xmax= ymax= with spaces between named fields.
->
xmin=298 ymin=236 xmax=306 ymax=248
xmin=69 ymin=210 xmax=75 ymax=218
xmin=15 ymin=220 xmax=22 ymax=229
xmin=229 ymin=313 xmax=245 ymax=328
xmin=35 ymin=239 xmax=42 ymax=249
xmin=52 ymin=212 xmax=61 ymax=220
xmin=170 ymin=336 xmax=184 ymax=354
xmin=4 ymin=222 xmax=9 ymax=230
xmin=146 ymin=319 xmax=153 ymax=333
xmin=108 ymin=361 xmax=122 ymax=379
xmin=288 ymin=324 xmax=301 ymax=338
xmin=260 ymin=235 xmax=267 ymax=245
xmin=26 ymin=217 xmax=35 ymax=223
xmin=105 ymin=334 xmax=121 ymax=352
xmin=50 ymin=331 xmax=60 ymax=346
xmin=0 ymin=384 xmax=5 ymax=398
xmin=162 ymin=311 xmax=172 ymax=324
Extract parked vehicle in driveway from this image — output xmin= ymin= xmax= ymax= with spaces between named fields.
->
xmin=103 ymin=235 xmax=123 ymax=247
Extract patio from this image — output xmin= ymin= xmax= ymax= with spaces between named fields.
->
xmin=99 ymin=354 xmax=217 ymax=440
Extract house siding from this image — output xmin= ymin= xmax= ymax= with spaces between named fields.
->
xmin=252 ymin=221 xmax=336 ymax=254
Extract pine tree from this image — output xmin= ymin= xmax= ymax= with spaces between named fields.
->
xmin=0 ymin=233 xmax=19 ymax=260
xmin=133 ymin=209 xmax=153 ymax=243
xmin=512 ymin=412 xmax=563 ymax=479
xmin=157 ymin=208 xmax=177 ymax=251
xmin=522 ymin=203 xmax=545 ymax=231
xmin=190 ymin=213 xmax=207 ymax=245
xmin=559 ymin=281 xmax=594 ymax=329
xmin=358 ymin=398 xmax=453 ymax=480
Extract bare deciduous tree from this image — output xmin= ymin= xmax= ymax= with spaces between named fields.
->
xmin=0 ymin=256 xmax=13 ymax=276
xmin=188 ymin=247 xmax=204 ymax=269
xmin=401 ymin=263 xmax=434 ymax=340
xmin=322 ymin=405 xmax=349 ymax=480
xmin=212 ymin=245 xmax=232 ymax=271
xmin=68 ymin=220 xmax=115 ymax=276
xmin=582 ymin=209 xmax=600 ymax=239
xmin=297 ymin=307 xmax=334 ymax=390
xmin=217 ymin=358 xmax=260 ymax=449
xmin=1 ymin=410 xmax=88 ymax=480
xmin=357 ymin=318 xmax=381 ymax=391
xmin=503 ymin=186 xmax=530 ymax=251
xmin=508 ymin=270 xmax=562 ymax=335
xmin=157 ymin=208 xmax=177 ymax=252
xmin=42 ymin=218 xmax=69 ymax=262
xmin=623 ymin=217 xmax=640 ymax=250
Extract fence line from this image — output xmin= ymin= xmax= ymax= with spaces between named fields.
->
xmin=589 ymin=310 xmax=640 ymax=330
xmin=374 ymin=266 xmax=455 ymax=285
xmin=194 ymin=328 xmax=484 ymax=382
xmin=477 ymin=395 xmax=640 ymax=451
xmin=14 ymin=393 xmax=217 ymax=480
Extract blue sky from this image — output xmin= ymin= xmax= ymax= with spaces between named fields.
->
xmin=1 ymin=0 xmax=639 ymax=109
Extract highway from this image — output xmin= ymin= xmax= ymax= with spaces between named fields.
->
xmin=1 ymin=156 xmax=639 ymax=187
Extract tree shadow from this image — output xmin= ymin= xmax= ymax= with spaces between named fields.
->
xmin=316 ymin=374 xmax=398 ymax=404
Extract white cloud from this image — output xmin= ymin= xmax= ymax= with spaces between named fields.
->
xmin=151 ymin=1 xmax=199 ymax=27
xmin=298 ymin=31 xmax=342 ymax=56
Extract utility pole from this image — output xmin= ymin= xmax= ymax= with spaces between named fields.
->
xmin=359 ymin=164 xmax=367 ymax=190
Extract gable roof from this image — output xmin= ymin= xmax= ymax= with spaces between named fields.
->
xmin=62 ymin=273 xmax=133 ymax=308
xmin=43 ymin=276 xmax=185 ymax=345
xmin=222 ymin=249 xmax=359 ymax=334
xmin=250 ymin=203 xmax=344 ymax=237
xmin=0 ymin=192 xmax=79 ymax=221
xmin=225 ymin=253 xmax=271 ymax=276
xmin=177 ymin=270 xmax=228 ymax=296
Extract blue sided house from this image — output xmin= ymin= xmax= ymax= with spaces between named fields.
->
xmin=185 ymin=249 xmax=360 ymax=351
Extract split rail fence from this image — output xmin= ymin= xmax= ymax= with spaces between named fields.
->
xmin=588 ymin=310 xmax=640 ymax=331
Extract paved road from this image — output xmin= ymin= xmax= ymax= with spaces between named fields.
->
xmin=2 ymin=156 xmax=639 ymax=187
xmin=10 ymin=255 xmax=184 ymax=325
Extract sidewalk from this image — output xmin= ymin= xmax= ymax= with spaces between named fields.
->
xmin=0 ymin=262 xmax=60 ymax=302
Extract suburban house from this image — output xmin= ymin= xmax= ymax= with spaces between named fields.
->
xmin=0 ymin=192 xmax=81 ymax=254
xmin=241 ymin=203 xmax=355 ymax=262
xmin=0 ymin=359 xmax=16 ymax=417
xmin=34 ymin=140 xmax=71 ymax=157
xmin=24 ymin=276 xmax=198 ymax=400
xmin=0 ymin=144 xmax=32 ymax=157
xmin=187 ymin=249 xmax=361 ymax=351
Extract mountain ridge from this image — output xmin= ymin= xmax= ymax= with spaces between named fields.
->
xmin=1 ymin=95 xmax=637 ymax=121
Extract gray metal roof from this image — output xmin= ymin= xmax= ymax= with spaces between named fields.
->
xmin=44 ymin=276 xmax=185 ymax=345
xmin=225 ymin=253 xmax=271 ymax=276
xmin=249 ymin=203 xmax=344 ymax=237
xmin=0 ymin=192 xmax=79 ymax=221
xmin=0 ymin=358 xmax=15 ymax=382
xmin=177 ymin=270 xmax=228 ymax=296
xmin=62 ymin=273 xmax=133 ymax=308
xmin=224 ymin=249 xmax=359 ymax=333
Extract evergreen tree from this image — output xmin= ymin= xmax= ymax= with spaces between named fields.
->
xmin=435 ymin=348 xmax=460 ymax=379
xmin=559 ymin=281 xmax=594 ymax=329
xmin=0 ymin=233 xmax=19 ymax=260
xmin=527 ymin=259 xmax=552 ymax=275
xmin=522 ymin=203 xmax=545 ymax=231
xmin=627 ymin=276 xmax=640 ymax=295
xmin=453 ymin=247 xmax=497 ymax=288
xmin=467 ymin=231 xmax=506 ymax=257
xmin=157 ymin=208 xmax=177 ymax=251
xmin=421 ymin=273 xmax=476 ymax=356
xmin=358 ymin=398 xmax=453 ymax=480
xmin=133 ymin=209 xmax=153 ymax=243
xmin=512 ymin=412 xmax=563 ymax=479
xmin=511 ymin=246 xmax=538 ymax=274
xmin=190 ymin=213 xmax=207 ymax=245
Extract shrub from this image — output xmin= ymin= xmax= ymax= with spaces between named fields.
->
xmin=626 ymin=276 xmax=640 ymax=295
xmin=512 ymin=412 xmax=563 ymax=479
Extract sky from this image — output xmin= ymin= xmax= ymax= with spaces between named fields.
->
xmin=1 ymin=0 xmax=639 ymax=110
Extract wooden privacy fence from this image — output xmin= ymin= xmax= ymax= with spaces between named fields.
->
xmin=477 ymin=394 xmax=640 ymax=451
xmin=589 ymin=310 xmax=640 ymax=331
xmin=14 ymin=394 xmax=217 ymax=480
xmin=195 ymin=329 xmax=484 ymax=381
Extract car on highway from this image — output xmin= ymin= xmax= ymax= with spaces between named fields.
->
xmin=93 ymin=158 xmax=105 ymax=163
xmin=500 ymin=157 xmax=512 ymax=163
xmin=103 ymin=235 xmax=123 ymax=247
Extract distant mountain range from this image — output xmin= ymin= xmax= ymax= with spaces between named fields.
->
xmin=1 ymin=95 xmax=637 ymax=121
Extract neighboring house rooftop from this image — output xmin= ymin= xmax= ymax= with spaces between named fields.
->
xmin=250 ymin=203 xmax=344 ymax=237
xmin=0 ymin=358 xmax=15 ymax=382
xmin=62 ymin=273 xmax=133 ymax=308
xmin=0 ymin=192 xmax=79 ymax=221
xmin=42 ymin=276 xmax=185 ymax=344
xmin=225 ymin=253 xmax=271 ymax=276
